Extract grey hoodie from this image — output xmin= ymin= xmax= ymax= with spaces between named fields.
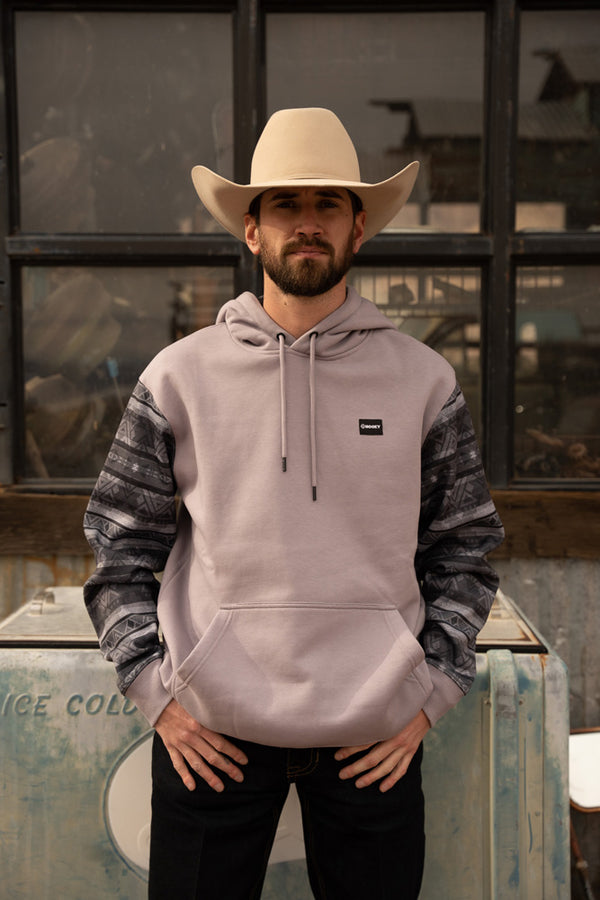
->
xmin=84 ymin=287 xmax=503 ymax=747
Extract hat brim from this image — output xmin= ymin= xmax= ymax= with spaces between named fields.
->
xmin=191 ymin=161 xmax=420 ymax=242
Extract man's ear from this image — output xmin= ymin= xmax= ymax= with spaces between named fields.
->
xmin=244 ymin=214 xmax=261 ymax=257
xmin=353 ymin=210 xmax=367 ymax=254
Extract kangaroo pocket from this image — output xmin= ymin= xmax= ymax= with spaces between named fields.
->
xmin=173 ymin=606 xmax=433 ymax=748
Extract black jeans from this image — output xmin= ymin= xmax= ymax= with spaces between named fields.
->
xmin=148 ymin=733 xmax=425 ymax=900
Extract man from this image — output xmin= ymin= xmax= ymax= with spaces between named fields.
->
xmin=84 ymin=108 xmax=504 ymax=899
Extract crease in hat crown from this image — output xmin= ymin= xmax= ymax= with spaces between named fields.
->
xmin=191 ymin=107 xmax=420 ymax=242
xmin=250 ymin=108 xmax=362 ymax=184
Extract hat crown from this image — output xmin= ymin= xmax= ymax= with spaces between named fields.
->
xmin=250 ymin=108 xmax=361 ymax=185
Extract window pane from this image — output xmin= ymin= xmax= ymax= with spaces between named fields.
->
xmin=16 ymin=12 xmax=232 ymax=234
xmin=267 ymin=12 xmax=485 ymax=233
xmin=514 ymin=266 xmax=600 ymax=480
xmin=517 ymin=11 xmax=600 ymax=231
xmin=22 ymin=266 xmax=234 ymax=479
xmin=348 ymin=267 xmax=482 ymax=434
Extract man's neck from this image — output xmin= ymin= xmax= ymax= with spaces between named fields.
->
xmin=261 ymin=274 xmax=348 ymax=338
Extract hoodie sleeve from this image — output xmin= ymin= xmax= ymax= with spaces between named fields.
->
xmin=83 ymin=380 xmax=177 ymax=722
xmin=415 ymin=383 xmax=504 ymax=727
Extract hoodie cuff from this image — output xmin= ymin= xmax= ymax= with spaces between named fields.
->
xmin=422 ymin=662 xmax=466 ymax=727
xmin=124 ymin=658 xmax=172 ymax=727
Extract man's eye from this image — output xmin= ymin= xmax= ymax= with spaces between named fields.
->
xmin=319 ymin=199 xmax=339 ymax=208
xmin=276 ymin=200 xmax=296 ymax=209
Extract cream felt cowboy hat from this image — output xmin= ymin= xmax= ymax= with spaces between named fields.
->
xmin=191 ymin=107 xmax=419 ymax=242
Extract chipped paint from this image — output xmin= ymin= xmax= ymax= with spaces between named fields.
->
xmin=420 ymin=647 xmax=570 ymax=899
xmin=0 ymin=649 xmax=149 ymax=898
xmin=495 ymin=559 xmax=600 ymax=895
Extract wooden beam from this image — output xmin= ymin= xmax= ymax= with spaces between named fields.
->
xmin=0 ymin=493 xmax=90 ymax=556
xmin=490 ymin=491 xmax=600 ymax=560
xmin=0 ymin=489 xmax=597 ymax=559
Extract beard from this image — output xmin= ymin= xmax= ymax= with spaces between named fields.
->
xmin=258 ymin=231 xmax=355 ymax=298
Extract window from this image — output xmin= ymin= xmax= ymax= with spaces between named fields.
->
xmin=517 ymin=10 xmax=600 ymax=232
xmin=2 ymin=7 xmax=236 ymax=485
xmin=267 ymin=11 xmax=486 ymax=233
xmin=514 ymin=265 xmax=600 ymax=479
xmin=15 ymin=11 xmax=233 ymax=234
xmin=22 ymin=265 xmax=234 ymax=478
xmin=1 ymin=0 xmax=599 ymax=492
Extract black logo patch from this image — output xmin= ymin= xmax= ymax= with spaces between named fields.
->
xmin=359 ymin=419 xmax=383 ymax=436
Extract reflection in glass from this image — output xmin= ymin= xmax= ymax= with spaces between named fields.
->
xmin=348 ymin=267 xmax=481 ymax=434
xmin=22 ymin=267 xmax=234 ymax=479
xmin=517 ymin=12 xmax=600 ymax=231
xmin=267 ymin=12 xmax=484 ymax=233
xmin=16 ymin=12 xmax=232 ymax=234
xmin=514 ymin=267 xmax=600 ymax=480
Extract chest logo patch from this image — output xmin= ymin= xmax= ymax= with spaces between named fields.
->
xmin=359 ymin=419 xmax=383 ymax=436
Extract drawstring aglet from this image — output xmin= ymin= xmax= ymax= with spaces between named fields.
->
xmin=282 ymin=458 xmax=287 ymax=472
xmin=312 ymin=486 xmax=317 ymax=502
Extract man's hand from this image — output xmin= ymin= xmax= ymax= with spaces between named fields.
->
xmin=334 ymin=710 xmax=431 ymax=793
xmin=154 ymin=699 xmax=248 ymax=792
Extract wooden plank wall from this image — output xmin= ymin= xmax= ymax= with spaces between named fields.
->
xmin=0 ymin=490 xmax=597 ymax=558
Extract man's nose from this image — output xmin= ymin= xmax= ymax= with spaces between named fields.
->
xmin=295 ymin=204 xmax=322 ymax=236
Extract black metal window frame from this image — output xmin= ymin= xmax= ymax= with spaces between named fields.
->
xmin=1 ymin=0 xmax=599 ymax=492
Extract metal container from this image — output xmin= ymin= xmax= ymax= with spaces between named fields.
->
xmin=0 ymin=587 xmax=569 ymax=898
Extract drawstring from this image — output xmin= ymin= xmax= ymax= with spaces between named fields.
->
xmin=277 ymin=333 xmax=287 ymax=472
xmin=309 ymin=332 xmax=318 ymax=501
xmin=276 ymin=331 xmax=319 ymax=501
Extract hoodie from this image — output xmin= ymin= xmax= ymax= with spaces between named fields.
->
xmin=84 ymin=287 xmax=504 ymax=747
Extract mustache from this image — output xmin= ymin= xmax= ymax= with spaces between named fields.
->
xmin=283 ymin=237 xmax=334 ymax=256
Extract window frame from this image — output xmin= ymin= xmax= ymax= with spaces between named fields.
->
xmin=1 ymin=0 xmax=599 ymax=499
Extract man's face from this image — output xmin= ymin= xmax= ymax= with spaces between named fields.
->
xmin=244 ymin=187 xmax=365 ymax=298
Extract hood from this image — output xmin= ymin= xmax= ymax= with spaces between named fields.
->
xmin=215 ymin=286 xmax=397 ymax=356
xmin=215 ymin=286 xmax=397 ymax=501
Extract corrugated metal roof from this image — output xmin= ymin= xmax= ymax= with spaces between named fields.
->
xmin=518 ymin=101 xmax=595 ymax=141
xmin=407 ymin=99 xmax=483 ymax=138
xmin=405 ymin=98 xmax=594 ymax=142
xmin=373 ymin=94 xmax=597 ymax=142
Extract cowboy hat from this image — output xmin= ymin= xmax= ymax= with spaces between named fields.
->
xmin=191 ymin=107 xmax=419 ymax=242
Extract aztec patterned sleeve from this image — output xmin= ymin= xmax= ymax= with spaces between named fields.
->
xmin=416 ymin=384 xmax=504 ymax=703
xmin=83 ymin=381 xmax=177 ymax=695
